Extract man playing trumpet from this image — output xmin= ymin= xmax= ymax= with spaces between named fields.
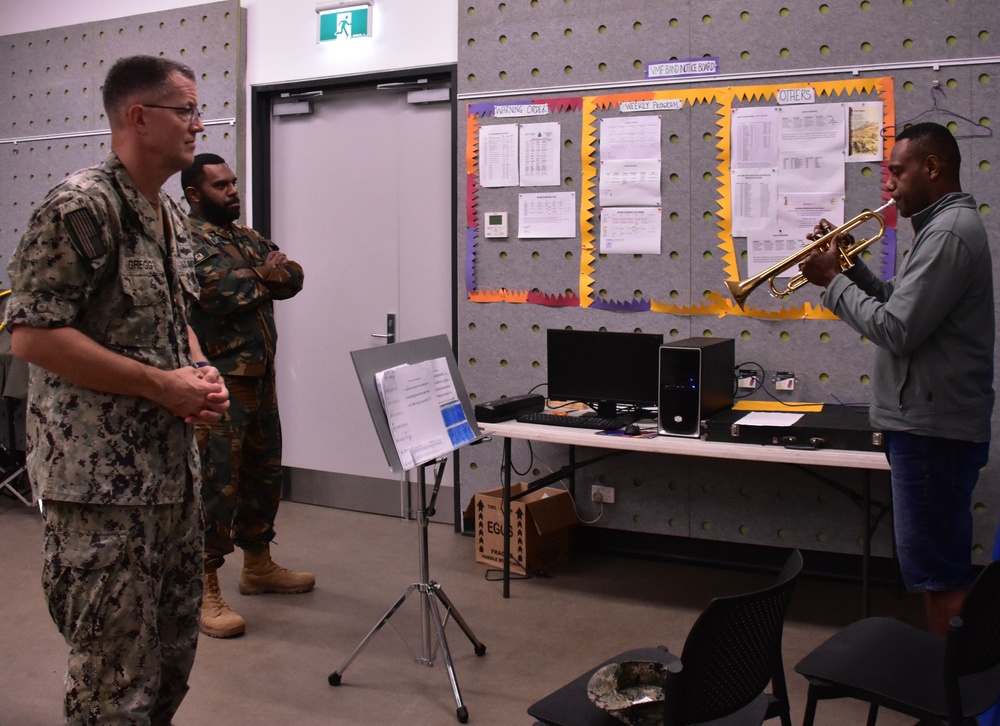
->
xmin=800 ymin=121 xmax=994 ymax=636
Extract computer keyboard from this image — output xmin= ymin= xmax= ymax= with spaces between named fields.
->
xmin=515 ymin=411 xmax=632 ymax=430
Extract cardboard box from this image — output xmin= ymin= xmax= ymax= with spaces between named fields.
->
xmin=465 ymin=483 xmax=579 ymax=574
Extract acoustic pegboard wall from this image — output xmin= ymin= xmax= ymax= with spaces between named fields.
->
xmin=459 ymin=0 xmax=999 ymax=96
xmin=456 ymin=1 xmax=999 ymax=562
xmin=0 ymin=0 xmax=245 ymax=287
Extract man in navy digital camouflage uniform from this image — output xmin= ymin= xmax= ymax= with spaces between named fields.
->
xmin=182 ymin=153 xmax=312 ymax=639
xmin=5 ymin=56 xmax=229 ymax=725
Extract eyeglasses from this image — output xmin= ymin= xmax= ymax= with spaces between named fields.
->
xmin=140 ymin=104 xmax=203 ymax=123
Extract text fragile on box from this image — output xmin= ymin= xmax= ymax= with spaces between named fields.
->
xmin=465 ymin=483 xmax=579 ymax=575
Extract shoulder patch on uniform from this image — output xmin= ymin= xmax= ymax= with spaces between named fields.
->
xmin=63 ymin=208 xmax=107 ymax=260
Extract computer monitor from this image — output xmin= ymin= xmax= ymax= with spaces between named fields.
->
xmin=546 ymin=328 xmax=664 ymax=417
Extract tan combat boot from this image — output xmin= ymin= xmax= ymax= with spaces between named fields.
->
xmin=201 ymin=568 xmax=246 ymax=638
xmin=239 ymin=544 xmax=316 ymax=595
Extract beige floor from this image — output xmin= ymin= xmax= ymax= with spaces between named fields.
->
xmin=2 ymin=493 xmax=925 ymax=726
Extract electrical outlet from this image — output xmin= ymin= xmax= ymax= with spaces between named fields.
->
xmin=591 ymin=485 xmax=615 ymax=504
xmin=738 ymin=369 xmax=759 ymax=389
xmin=774 ymin=372 xmax=796 ymax=391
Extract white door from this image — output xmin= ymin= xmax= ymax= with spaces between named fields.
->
xmin=267 ymin=81 xmax=454 ymax=520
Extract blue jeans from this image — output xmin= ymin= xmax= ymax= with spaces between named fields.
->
xmin=885 ymin=431 xmax=989 ymax=593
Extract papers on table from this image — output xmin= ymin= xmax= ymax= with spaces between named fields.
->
xmin=733 ymin=411 xmax=804 ymax=427
xmin=375 ymin=357 xmax=476 ymax=471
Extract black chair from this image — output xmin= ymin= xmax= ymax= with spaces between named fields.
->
xmin=528 ymin=549 xmax=803 ymax=726
xmin=795 ymin=559 xmax=1000 ymax=726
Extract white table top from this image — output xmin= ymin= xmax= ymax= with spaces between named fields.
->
xmin=480 ymin=419 xmax=890 ymax=471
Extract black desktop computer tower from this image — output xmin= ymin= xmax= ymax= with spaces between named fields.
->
xmin=658 ymin=337 xmax=735 ymax=437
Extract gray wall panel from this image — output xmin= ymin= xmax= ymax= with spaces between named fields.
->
xmin=0 ymin=0 xmax=244 ymax=287
xmin=457 ymin=1 xmax=1000 ymax=564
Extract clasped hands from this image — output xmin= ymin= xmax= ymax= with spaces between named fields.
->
xmin=172 ymin=364 xmax=230 ymax=424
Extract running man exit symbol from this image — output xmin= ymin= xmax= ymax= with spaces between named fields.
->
xmin=318 ymin=7 xmax=371 ymax=41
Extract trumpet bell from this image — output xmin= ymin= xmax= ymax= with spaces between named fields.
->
xmin=725 ymin=279 xmax=752 ymax=311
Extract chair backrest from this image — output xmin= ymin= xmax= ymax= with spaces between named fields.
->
xmin=944 ymin=560 xmax=1000 ymax=717
xmin=667 ymin=549 xmax=803 ymax=725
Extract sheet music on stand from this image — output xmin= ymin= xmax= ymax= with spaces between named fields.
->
xmin=375 ymin=356 xmax=476 ymax=471
xmin=351 ymin=335 xmax=482 ymax=474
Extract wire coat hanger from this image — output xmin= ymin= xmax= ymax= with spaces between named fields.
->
xmin=886 ymin=82 xmax=993 ymax=139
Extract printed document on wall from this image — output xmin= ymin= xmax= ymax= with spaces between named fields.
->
xmin=733 ymin=103 xmax=848 ymax=278
xmin=599 ymin=159 xmax=661 ymax=206
xmin=518 ymin=192 xmax=576 ymax=238
xmin=732 ymin=169 xmax=777 ymax=237
xmin=777 ymin=148 xmax=845 ymax=194
xmin=375 ymin=358 xmax=476 ymax=471
xmin=731 ymin=107 xmax=779 ymax=236
xmin=774 ymin=104 xmax=845 ymax=225
xmin=479 ymin=124 xmax=519 ymax=187
xmin=599 ymin=116 xmax=661 ymax=160
xmin=745 ymin=230 xmax=803 ymax=279
xmin=600 ymin=207 xmax=661 ymax=254
xmin=519 ymin=121 xmax=561 ymax=187
xmin=778 ymin=193 xmax=845 ymax=238
xmin=747 ymin=194 xmax=844 ymax=278
xmin=732 ymin=107 xmax=780 ymax=169
xmin=846 ymin=102 xmax=883 ymax=162
xmin=778 ymin=104 xmax=845 ymax=152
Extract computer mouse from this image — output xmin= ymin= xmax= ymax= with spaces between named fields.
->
xmin=624 ymin=424 xmax=643 ymax=436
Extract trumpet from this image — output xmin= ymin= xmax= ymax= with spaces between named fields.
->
xmin=726 ymin=199 xmax=895 ymax=310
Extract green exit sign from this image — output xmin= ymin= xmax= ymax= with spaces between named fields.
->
xmin=319 ymin=7 xmax=371 ymax=41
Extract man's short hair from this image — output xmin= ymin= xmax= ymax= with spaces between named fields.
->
xmin=181 ymin=153 xmax=229 ymax=192
xmin=102 ymin=55 xmax=196 ymax=121
xmin=897 ymin=121 xmax=962 ymax=177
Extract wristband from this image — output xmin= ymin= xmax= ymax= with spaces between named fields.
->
xmin=192 ymin=361 xmax=211 ymax=369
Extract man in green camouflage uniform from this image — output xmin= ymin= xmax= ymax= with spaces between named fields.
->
xmin=182 ymin=153 xmax=312 ymax=639
xmin=5 ymin=56 xmax=229 ymax=725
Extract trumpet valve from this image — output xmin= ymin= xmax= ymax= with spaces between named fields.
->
xmin=807 ymin=224 xmax=833 ymax=242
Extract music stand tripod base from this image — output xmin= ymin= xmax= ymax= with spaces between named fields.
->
xmin=328 ymin=458 xmax=486 ymax=724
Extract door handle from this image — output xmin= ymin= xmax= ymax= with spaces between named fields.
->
xmin=370 ymin=312 xmax=396 ymax=344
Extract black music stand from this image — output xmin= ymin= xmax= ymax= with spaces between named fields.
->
xmin=329 ymin=336 xmax=486 ymax=724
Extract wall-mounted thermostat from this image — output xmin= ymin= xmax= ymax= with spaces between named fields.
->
xmin=484 ymin=211 xmax=508 ymax=239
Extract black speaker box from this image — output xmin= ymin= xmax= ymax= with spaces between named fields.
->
xmin=658 ymin=338 xmax=735 ymax=437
